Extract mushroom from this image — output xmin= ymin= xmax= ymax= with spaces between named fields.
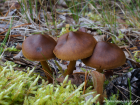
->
xmin=53 ymin=31 xmax=97 ymax=76
xmin=82 ymin=41 xmax=126 ymax=73
xmin=22 ymin=34 xmax=56 ymax=82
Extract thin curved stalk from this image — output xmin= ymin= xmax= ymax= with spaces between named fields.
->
xmin=40 ymin=61 xmax=53 ymax=83
xmin=64 ymin=61 xmax=76 ymax=76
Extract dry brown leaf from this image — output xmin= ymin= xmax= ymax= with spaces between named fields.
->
xmin=90 ymin=71 xmax=107 ymax=104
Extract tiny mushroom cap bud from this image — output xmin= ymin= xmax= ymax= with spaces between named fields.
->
xmin=82 ymin=41 xmax=126 ymax=73
xmin=53 ymin=31 xmax=97 ymax=75
xmin=22 ymin=34 xmax=56 ymax=82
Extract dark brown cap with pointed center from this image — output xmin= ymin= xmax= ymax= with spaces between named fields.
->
xmin=82 ymin=41 xmax=126 ymax=69
xmin=22 ymin=34 xmax=56 ymax=61
xmin=53 ymin=31 xmax=97 ymax=60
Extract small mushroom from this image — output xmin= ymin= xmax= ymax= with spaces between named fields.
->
xmin=53 ymin=31 xmax=97 ymax=76
xmin=22 ymin=34 xmax=56 ymax=83
xmin=82 ymin=41 xmax=126 ymax=73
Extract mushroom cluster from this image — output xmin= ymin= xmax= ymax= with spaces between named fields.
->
xmin=53 ymin=30 xmax=126 ymax=76
xmin=21 ymin=29 xmax=126 ymax=105
xmin=22 ymin=30 xmax=126 ymax=84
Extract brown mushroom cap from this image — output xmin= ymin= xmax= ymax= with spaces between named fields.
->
xmin=53 ymin=31 xmax=97 ymax=60
xmin=82 ymin=41 xmax=126 ymax=69
xmin=22 ymin=34 xmax=56 ymax=61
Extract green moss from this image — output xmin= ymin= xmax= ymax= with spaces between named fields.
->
xmin=0 ymin=61 xmax=99 ymax=105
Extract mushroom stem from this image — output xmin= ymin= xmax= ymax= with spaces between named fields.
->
xmin=96 ymin=68 xmax=103 ymax=73
xmin=40 ymin=61 xmax=53 ymax=83
xmin=64 ymin=61 xmax=76 ymax=76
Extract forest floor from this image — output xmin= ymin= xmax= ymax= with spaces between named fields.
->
xmin=0 ymin=0 xmax=140 ymax=105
